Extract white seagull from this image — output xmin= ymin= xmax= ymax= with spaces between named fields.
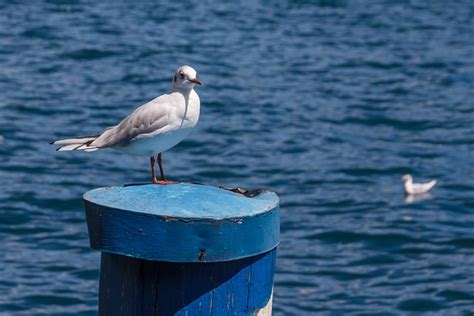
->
xmin=402 ymin=174 xmax=437 ymax=195
xmin=51 ymin=65 xmax=202 ymax=184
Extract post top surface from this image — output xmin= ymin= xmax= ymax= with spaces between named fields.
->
xmin=84 ymin=183 xmax=278 ymax=220
xmin=83 ymin=183 xmax=280 ymax=261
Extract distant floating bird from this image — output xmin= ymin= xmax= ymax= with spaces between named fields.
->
xmin=51 ymin=65 xmax=202 ymax=184
xmin=402 ymin=174 xmax=437 ymax=195
xmin=0 ymin=135 xmax=4 ymax=143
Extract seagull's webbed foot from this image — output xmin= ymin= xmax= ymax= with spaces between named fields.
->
xmin=152 ymin=177 xmax=177 ymax=185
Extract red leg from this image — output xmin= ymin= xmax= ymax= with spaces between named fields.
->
xmin=157 ymin=153 xmax=165 ymax=180
xmin=151 ymin=153 xmax=176 ymax=185
xmin=150 ymin=156 xmax=160 ymax=184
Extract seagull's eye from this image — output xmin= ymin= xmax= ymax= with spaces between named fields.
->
xmin=180 ymin=72 xmax=185 ymax=79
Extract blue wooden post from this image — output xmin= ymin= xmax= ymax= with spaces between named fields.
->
xmin=83 ymin=183 xmax=280 ymax=315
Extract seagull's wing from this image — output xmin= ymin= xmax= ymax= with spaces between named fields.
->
xmin=419 ymin=180 xmax=437 ymax=193
xmin=91 ymin=94 xmax=173 ymax=148
xmin=411 ymin=180 xmax=437 ymax=194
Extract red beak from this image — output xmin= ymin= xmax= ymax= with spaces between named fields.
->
xmin=190 ymin=78 xmax=202 ymax=85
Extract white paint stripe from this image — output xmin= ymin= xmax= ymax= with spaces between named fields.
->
xmin=255 ymin=290 xmax=273 ymax=316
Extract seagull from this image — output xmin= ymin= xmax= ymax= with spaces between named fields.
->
xmin=51 ymin=65 xmax=202 ymax=184
xmin=402 ymin=174 xmax=437 ymax=195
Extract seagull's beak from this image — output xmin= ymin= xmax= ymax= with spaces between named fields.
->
xmin=190 ymin=78 xmax=202 ymax=85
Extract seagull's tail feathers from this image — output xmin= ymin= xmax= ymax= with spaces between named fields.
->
xmin=426 ymin=180 xmax=437 ymax=190
xmin=50 ymin=134 xmax=100 ymax=152
xmin=417 ymin=179 xmax=437 ymax=194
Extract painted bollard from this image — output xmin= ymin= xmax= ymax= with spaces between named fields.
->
xmin=83 ymin=183 xmax=280 ymax=315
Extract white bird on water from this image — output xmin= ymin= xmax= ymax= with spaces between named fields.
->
xmin=51 ymin=65 xmax=202 ymax=184
xmin=402 ymin=174 xmax=437 ymax=195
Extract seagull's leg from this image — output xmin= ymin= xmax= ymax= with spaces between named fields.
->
xmin=150 ymin=156 xmax=160 ymax=184
xmin=152 ymin=153 xmax=176 ymax=185
xmin=157 ymin=153 xmax=165 ymax=180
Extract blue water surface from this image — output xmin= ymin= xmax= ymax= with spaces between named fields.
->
xmin=0 ymin=1 xmax=473 ymax=315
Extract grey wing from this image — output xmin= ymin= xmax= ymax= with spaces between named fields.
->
xmin=91 ymin=96 xmax=171 ymax=148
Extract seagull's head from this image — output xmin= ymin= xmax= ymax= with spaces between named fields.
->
xmin=172 ymin=65 xmax=202 ymax=90
xmin=402 ymin=174 xmax=412 ymax=182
